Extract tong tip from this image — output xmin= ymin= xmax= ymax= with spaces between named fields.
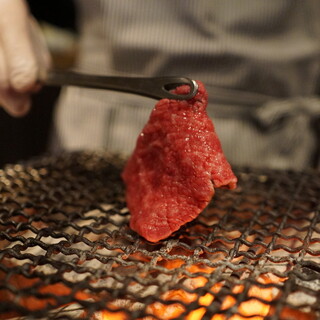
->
xmin=160 ymin=78 xmax=198 ymax=100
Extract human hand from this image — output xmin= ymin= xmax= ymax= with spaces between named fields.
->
xmin=0 ymin=0 xmax=51 ymax=117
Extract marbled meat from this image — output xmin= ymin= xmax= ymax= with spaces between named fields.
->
xmin=122 ymin=81 xmax=237 ymax=242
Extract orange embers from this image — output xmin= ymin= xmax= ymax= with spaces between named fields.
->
xmin=0 ymin=256 xmax=315 ymax=320
xmin=209 ymin=275 xmax=276 ymax=320
xmin=146 ymin=264 xmax=216 ymax=320
xmin=95 ymin=308 xmax=128 ymax=320
xmin=0 ymin=260 xmax=89 ymax=319
xmin=145 ymin=262 xmax=285 ymax=320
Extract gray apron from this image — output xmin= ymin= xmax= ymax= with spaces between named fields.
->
xmin=54 ymin=0 xmax=320 ymax=169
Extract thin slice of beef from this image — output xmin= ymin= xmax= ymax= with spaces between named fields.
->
xmin=122 ymin=81 xmax=237 ymax=242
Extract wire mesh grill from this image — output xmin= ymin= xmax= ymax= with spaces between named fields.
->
xmin=0 ymin=152 xmax=319 ymax=320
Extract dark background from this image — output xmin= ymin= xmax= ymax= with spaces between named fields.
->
xmin=0 ymin=0 xmax=77 ymax=167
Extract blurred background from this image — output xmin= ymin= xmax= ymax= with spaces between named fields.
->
xmin=0 ymin=0 xmax=77 ymax=167
xmin=0 ymin=1 xmax=319 ymax=170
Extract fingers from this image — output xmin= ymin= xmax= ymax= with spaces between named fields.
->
xmin=0 ymin=89 xmax=31 ymax=117
xmin=0 ymin=0 xmax=38 ymax=93
xmin=29 ymin=17 xmax=52 ymax=82
xmin=0 ymin=0 xmax=51 ymax=117
xmin=0 ymin=38 xmax=30 ymax=117
xmin=0 ymin=40 xmax=9 ymax=89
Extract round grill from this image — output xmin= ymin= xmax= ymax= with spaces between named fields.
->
xmin=0 ymin=152 xmax=319 ymax=319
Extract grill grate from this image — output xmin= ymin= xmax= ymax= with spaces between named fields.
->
xmin=0 ymin=152 xmax=319 ymax=320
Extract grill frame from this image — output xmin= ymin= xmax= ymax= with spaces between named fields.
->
xmin=0 ymin=152 xmax=319 ymax=319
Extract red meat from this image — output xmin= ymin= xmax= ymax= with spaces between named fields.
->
xmin=122 ymin=81 xmax=237 ymax=242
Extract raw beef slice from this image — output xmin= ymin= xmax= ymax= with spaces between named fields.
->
xmin=122 ymin=81 xmax=237 ymax=242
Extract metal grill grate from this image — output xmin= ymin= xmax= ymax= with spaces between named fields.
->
xmin=0 ymin=152 xmax=319 ymax=320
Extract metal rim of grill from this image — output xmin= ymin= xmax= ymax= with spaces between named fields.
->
xmin=0 ymin=151 xmax=319 ymax=320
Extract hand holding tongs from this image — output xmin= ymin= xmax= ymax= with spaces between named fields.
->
xmin=45 ymin=70 xmax=198 ymax=100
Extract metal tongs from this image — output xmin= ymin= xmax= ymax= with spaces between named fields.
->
xmin=45 ymin=70 xmax=198 ymax=100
